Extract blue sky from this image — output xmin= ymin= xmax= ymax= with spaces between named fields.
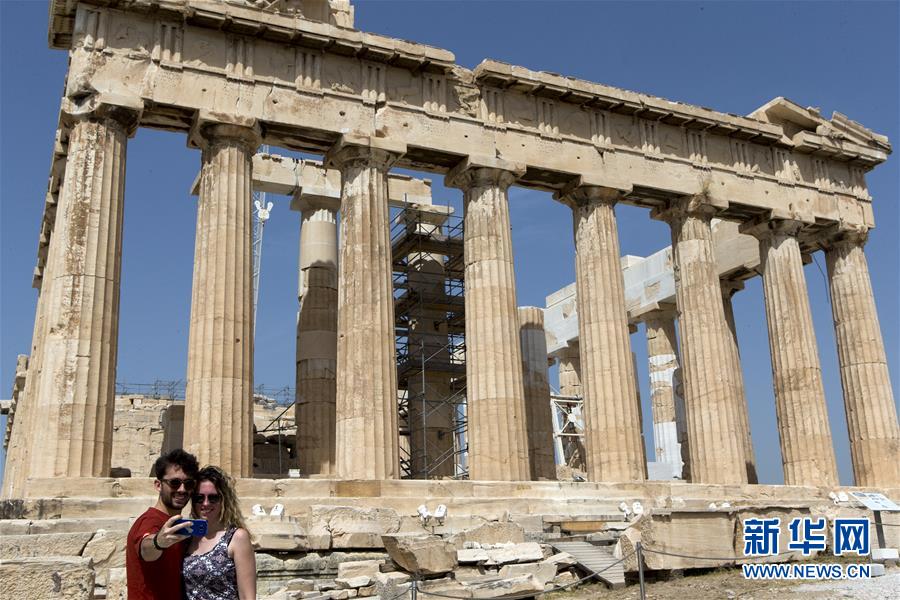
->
xmin=1 ymin=1 xmax=898 ymax=485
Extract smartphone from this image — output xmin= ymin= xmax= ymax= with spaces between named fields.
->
xmin=174 ymin=518 xmax=208 ymax=536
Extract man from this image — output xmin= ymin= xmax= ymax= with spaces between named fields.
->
xmin=126 ymin=448 xmax=199 ymax=599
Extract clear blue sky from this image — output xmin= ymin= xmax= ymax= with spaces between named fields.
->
xmin=1 ymin=1 xmax=897 ymax=485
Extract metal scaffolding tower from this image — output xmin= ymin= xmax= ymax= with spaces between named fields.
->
xmin=391 ymin=206 xmax=468 ymax=479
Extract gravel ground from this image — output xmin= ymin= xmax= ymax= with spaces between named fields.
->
xmin=544 ymin=562 xmax=900 ymax=599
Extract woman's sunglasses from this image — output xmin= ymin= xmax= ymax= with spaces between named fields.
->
xmin=192 ymin=493 xmax=222 ymax=505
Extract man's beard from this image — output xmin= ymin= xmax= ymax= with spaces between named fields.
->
xmin=161 ymin=487 xmax=189 ymax=510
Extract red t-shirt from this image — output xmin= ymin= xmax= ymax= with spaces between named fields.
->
xmin=126 ymin=507 xmax=186 ymax=599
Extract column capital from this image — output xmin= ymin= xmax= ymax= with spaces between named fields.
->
xmin=189 ymin=111 xmax=262 ymax=151
xmin=517 ymin=306 xmax=544 ymax=329
xmin=819 ymin=224 xmax=870 ymax=252
xmin=740 ymin=216 xmax=806 ymax=241
xmin=650 ymin=194 xmax=727 ymax=225
xmin=61 ymin=92 xmax=143 ymax=136
xmin=639 ymin=303 xmax=679 ymax=324
xmin=291 ymin=191 xmax=339 ymax=214
xmin=324 ymin=134 xmax=406 ymax=171
xmin=444 ymin=155 xmax=525 ymax=190
xmin=555 ymin=182 xmax=625 ymax=209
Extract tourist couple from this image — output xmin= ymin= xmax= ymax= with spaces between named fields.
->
xmin=125 ymin=449 xmax=257 ymax=599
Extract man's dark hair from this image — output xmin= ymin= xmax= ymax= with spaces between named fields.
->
xmin=152 ymin=448 xmax=199 ymax=480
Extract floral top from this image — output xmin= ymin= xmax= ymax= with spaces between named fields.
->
xmin=182 ymin=527 xmax=239 ymax=600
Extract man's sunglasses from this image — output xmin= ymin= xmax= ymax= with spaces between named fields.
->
xmin=192 ymin=493 xmax=222 ymax=505
xmin=159 ymin=478 xmax=196 ymax=490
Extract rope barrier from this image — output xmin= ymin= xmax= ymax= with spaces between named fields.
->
xmin=641 ymin=546 xmax=798 ymax=562
xmin=411 ymin=550 xmax=634 ymax=599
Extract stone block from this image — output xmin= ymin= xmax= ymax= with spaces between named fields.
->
xmin=337 ymin=559 xmax=382 ymax=580
xmin=373 ymin=571 xmax=410 ymax=586
xmin=357 ymin=584 xmax=377 ymax=597
xmin=287 ymin=578 xmax=317 ymax=592
xmin=0 ymin=532 xmax=93 ymax=558
xmin=543 ymin=552 xmax=577 ymax=568
xmin=311 ymin=506 xmax=401 ymax=549
xmin=499 ymin=562 xmax=556 ymax=587
xmin=249 ymin=517 xmax=312 ymax=551
xmin=483 ymin=542 xmax=544 ymax=565
xmin=466 ymin=574 xmax=542 ymax=598
xmin=81 ymin=529 xmax=127 ymax=585
xmin=336 ymin=575 xmax=372 ymax=589
xmin=0 ymin=557 xmax=95 ymax=599
xmin=106 ymin=567 xmax=127 ymax=600
xmin=449 ymin=521 xmax=525 ymax=549
xmin=382 ymin=534 xmax=457 ymax=576
xmin=457 ymin=548 xmax=490 ymax=564
xmin=417 ymin=577 xmax=471 ymax=598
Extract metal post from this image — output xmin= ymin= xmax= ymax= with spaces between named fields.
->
xmin=873 ymin=510 xmax=887 ymax=551
xmin=277 ymin=416 xmax=283 ymax=477
xmin=636 ymin=541 xmax=646 ymax=600
xmin=410 ymin=577 xmax=418 ymax=600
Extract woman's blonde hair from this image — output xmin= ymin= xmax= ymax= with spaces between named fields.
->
xmin=192 ymin=465 xmax=247 ymax=530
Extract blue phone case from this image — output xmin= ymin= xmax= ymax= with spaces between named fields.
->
xmin=174 ymin=518 xmax=208 ymax=536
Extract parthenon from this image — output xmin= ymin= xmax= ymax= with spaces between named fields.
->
xmin=1 ymin=1 xmax=898 ymax=597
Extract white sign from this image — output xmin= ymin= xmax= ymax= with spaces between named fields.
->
xmin=849 ymin=491 xmax=900 ymax=512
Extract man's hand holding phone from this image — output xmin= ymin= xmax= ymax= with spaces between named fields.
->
xmin=154 ymin=514 xmax=194 ymax=549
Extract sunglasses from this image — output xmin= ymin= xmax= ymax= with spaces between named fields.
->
xmin=159 ymin=478 xmax=196 ymax=490
xmin=192 ymin=493 xmax=222 ymax=505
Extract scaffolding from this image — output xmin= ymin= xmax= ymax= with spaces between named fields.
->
xmin=551 ymin=392 xmax=586 ymax=472
xmin=391 ymin=206 xmax=468 ymax=479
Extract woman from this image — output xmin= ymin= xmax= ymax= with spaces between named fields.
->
xmin=183 ymin=466 xmax=256 ymax=600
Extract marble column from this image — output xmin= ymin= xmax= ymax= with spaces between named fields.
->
xmin=518 ymin=307 xmax=557 ymax=480
xmin=720 ymin=281 xmax=758 ymax=483
xmin=404 ymin=211 xmax=456 ymax=479
xmin=293 ymin=195 xmax=338 ymax=475
xmin=654 ymin=198 xmax=747 ymax=484
xmin=823 ymin=230 xmax=900 ymax=487
xmin=556 ymin=343 xmax=586 ymax=471
xmin=184 ymin=117 xmax=261 ymax=477
xmin=446 ymin=158 xmax=529 ymax=481
xmin=326 ymin=136 xmax=404 ymax=480
xmin=562 ymin=185 xmax=645 ymax=482
xmin=27 ymin=101 xmax=140 ymax=480
xmin=746 ymin=219 xmax=838 ymax=486
xmin=644 ymin=308 xmax=686 ymax=479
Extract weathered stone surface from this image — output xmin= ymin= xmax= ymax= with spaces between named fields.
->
xmin=106 ymin=566 xmax=127 ymax=600
xmin=338 ymin=559 xmax=382 ymax=580
xmin=499 ymin=562 xmax=557 ymax=587
xmin=457 ymin=548 xmax=490 ymax=564
xmin=81 ymin=529 xmax=127 ymax=585
xmin=483 ymin=542 xmax=544 ymax=565
xmin=382 ymin=534 xmax=457 ymax=576
xmin=286 ymin=578 xmax=317 ymax=592
xmin=0 ymin=556 xmax=95 ymax=599
xmin=543 ymin=552 xmax=577 ymax=568
xmin=249 ymin=517 xmax=311 ymax=551
xmin=311 ymin=506 xmax=401 ymax=549
xmin=418 ymin=576 xmax=471 ymax=598
xmin=449 ymin=521 xmax=525 ymax=549
xmin=0 ymin=531 xmax=92 ymax=558
xmin=467 ymin=574 xmax=542 ymax=598
xmin=336 ymin=575 xmax=372 ymax=589
xmin=374 ymin=571 xmax=410 ymax=586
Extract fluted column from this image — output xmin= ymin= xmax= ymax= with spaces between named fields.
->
xmin=327 ymin=136 xmax=404 ymax=480
xmin=720 ymin=281 xmax=758 ymax=483
xmin=562 ymin=185 xmax=645 ymax=482
xmin=644 ymin=308 xmax=685 ymax=478
xmin=558 ymin=343 xmax=582 ymax=399
xmin=446 ymin=158 xmax=529 ymax=481
xmin=653 ymin=198 xmax=747 ymax=484
xmin=293 ymin=196 xmax=338 ymax=475
xmin=518 ymin=307 xmax=556 ymax=480
xmin=823 ymin=230 xmax=900 ymax=487
xmin=184 ymin=117 xmax=260 ymax=477
xmin=27 ymin=101 xmax=140 ymax=480
xmin=746 ymin=219 xmax=838 ymax=486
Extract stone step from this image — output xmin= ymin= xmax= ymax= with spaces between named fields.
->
xmin=550 ymin=541 xmax=626 ymax=589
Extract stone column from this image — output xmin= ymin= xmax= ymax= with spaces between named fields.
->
xmin=27 ymin=100 xmax=140 ymax=480
xmin=326 ymin=136 xmax=405 ymax=480
xmin=557 ymin=343 xmax=582 ymax=399
xmin=653 ymin=197 xmax=747 ymax=484
xmin=720 ymin=281 xmax=758 ymax=483
xmin=518 ymin=307 xmax=556 ymax=480
xmin=446 ymin=158 xmax=529 ymax=481
xmin=745 ymin=219 xmax=838 ymax=487
xmin=184 ymin=115 xmax=261 ymax=477
xmin=823 ymin=230 xmax=900 ymax=487
xmin=562 ymin=185 xmax=645 ymax=482
xmin=293 ymin=195 xmax=338 ymax=475
xmin=644 ymin=308 xmax=685 ymax=478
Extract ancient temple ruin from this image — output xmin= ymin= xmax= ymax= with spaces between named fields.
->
xmin=2 ymin=1 xmax=898 ymax=597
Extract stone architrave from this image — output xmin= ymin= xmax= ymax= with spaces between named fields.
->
xmin=561 ymin=185 xmax=645 ymax=482
xmin=720 ymin=281 xmax=758 ymax=484
xmin=294 ymin=195 xmax=338 ymax=475
xmin=745 ymin=219 xmax=838 ymax=487
xmin=653 ymin=197 xmax=747 ymax=484
xmin=518 ymin=307 xmax=557 ymax=480
xmin=644 ymin=308 xmax=685 ymax=478
xmin=446 ymin=157 xmax=530 ymax=481
xmin=27 ymin=98 xmax=141 ymax=480
xmin=326 ymin=135 xmax=405 ymax=480
xmin=184 ymin=115 xmax=261 ymax=477
xmin=823 ymin=230 xmax=900 ymax=487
